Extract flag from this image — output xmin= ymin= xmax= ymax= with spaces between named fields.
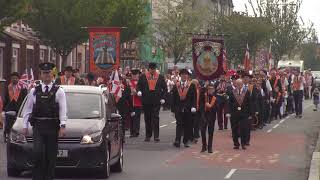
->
xmin=243 ymin=44 xmax=251 ymax=71
xmin=28 ymin=68 xmax=35 ymax=89
xmin=267 ymin=44 xmax=273 ymax=71
xmin=110 ymin=70 xmax=122 ymax=102
xmin=18 ymin=70 xmax=29 ymax=89
xmin=222 ymin=48 xmax=228 ymax=72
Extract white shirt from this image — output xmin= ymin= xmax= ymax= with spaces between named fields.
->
xmin=22 ymin=82 xmax=67 ymax=128
xmin=292 ymin=75 xmax=306 ymax=91
xmin=266 ymin=79 xmax=272 ymax=93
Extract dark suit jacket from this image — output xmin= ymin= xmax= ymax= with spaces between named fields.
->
xmin=228 ymin=89 xmax=253 ymax=119
xmin=3 ymin=86 xmax=28 ymax=112
xmin=116 ymin=84 xmax=133 ymax=115
xmin=137 ymin=73 xmax=167 ymax=105
xmin=171 ymin=83 xmax=196 ymax=113
xmin=269 ymin=77 xmax=282 ymax=92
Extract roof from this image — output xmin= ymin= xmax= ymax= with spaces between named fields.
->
xmin=60 ymin=85 xmax=105 ymax=94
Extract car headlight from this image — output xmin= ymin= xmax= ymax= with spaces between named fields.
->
xmin=80 ymin=132 xmax=102 ymax=144
xmin=10 ymin=131 xmax=27 ymax=144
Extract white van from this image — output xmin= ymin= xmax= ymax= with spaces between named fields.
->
xmin=277 ymin=60 xmax=304 ymax=72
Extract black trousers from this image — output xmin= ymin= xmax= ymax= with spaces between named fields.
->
xmin=263 ymin=101 xmax=271 ymax=123
xmin=192 ymin=112 xmax=201 ymax=139
xmin=174 ymin=111 xmax=192 ymax=144
xmin=130 ymin=107 xmax=142 ymax=136
xmin=201 ymin=111 xmax=216 ymax=149
xmin=231 ymin=116 xmax=248 ymax=147
xmin=293 ymin=90 xmax=303 ymax=116
xmin=32 ymin=126 xmax=58 ymax=180
xmin=3 ymin=114 xmax=16 ymax=137
xmin=143 ymin=105 xmax=160 ymax=139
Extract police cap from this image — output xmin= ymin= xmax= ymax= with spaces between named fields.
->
xmin=39 ymin=62 xmax=55 ymax=71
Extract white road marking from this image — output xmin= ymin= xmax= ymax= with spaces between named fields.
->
xmin=267 ymin=129 xmax=273 ymax=133
xmin=171 ymin=121 xmax=176 ymax=124
xmin=273 ymin=124 xmax=280 ymax=129
xmin=224 ymin=169 xmax=237 ymax=179
xmin=279 ymin=119 xmax=285 ymax=123
xmin=160 ymin=124 xmax=168 ymax=128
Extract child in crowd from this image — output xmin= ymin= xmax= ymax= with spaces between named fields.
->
xmin=313 ymin=88 xmax=319 ymax=111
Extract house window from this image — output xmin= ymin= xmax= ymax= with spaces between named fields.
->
xmin=0 ymin=48 xmax=3 ymax=79
xmin=12 ymin=48 xmax=19 ymax=72
xmin=40 ymin=49 xmax=45 ymax=62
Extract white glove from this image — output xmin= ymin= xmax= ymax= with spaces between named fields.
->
xmin=255 ymin=112 xmax=259 ymax=115
xmin=137 ymin=91 xmax=142 ymax=97
xmin=160 ymin=99 xmax=165 ymax=105
xmin=248 ymin=116 xmax=253 ymax=120
xmin=226 ymin=114 xmax=231 ymax=118
xmin=130 ymin=112 xmax=135 ymax=117
xmin=191 ymin=107 xmax=197 ymax=113
xmin=1 ymin=112 xmax=5 ymax=118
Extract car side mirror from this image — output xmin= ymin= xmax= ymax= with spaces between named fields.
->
xmin=109 ymin=113 xmax=122 ymax=122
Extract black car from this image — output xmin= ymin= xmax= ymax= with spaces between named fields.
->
xmin=7 ymin=85 xmax=124 ymax=178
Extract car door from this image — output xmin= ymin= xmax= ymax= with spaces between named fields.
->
xmin=105 ymin=93 xmax=120 ymax=158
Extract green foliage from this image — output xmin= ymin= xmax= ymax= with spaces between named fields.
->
xmin=25 ymin=0 xmax=148 ymax=65
xmin=0 ymin=0 xmax=29 ymax=30
xmin=155 ymin=0 xmax=208 ymax=64
xmin=216 ymin=13 xmax=272 ymax=66
xmin=247 ymin=0 xmax=313 ymax=64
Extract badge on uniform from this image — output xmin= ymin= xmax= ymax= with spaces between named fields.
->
xmin=237 ymin=107 xmax=241 ymax=111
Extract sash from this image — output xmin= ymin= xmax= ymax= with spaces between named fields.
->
xmin=204 ymin=93 xmax=216 ymax=112
xmin=146 ymin=71 xmax=159 ymax=91
xmin=232 ymin=88 xmax=246 ymax=107
xmin=276 ymin=92 xmax=282 ymax=103
xmin=196 ymin=88 xmax=200 ymax=110
xmin=176 ymin=81 xmax=191 ymax=101
xmin=273 ymin=76 xmax=280 ymax=89
xmin=61 ymin=76 xmax=75 ymax=85
xmin=8 ymin=84 xmax=21 ymax=102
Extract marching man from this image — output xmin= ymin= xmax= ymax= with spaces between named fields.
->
xmin=129 ymin=68 xmax=142 ymax=137
xmin=137 ymin=63 xmax=167 ymax=142
xmin=171 ymin=69 xmax=197 ymax=148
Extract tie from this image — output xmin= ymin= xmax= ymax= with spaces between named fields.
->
xmin=45 ymin=85 xmax=49 ymax=93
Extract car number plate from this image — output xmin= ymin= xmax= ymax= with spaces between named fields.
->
xmin=57 ymin=150 xmax=68 ymax=158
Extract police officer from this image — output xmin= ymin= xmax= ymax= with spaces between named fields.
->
xmin=172 ymin=69 xmax=197 ymax=148
xmin=22 ymin=63 xmax=67 ymax=180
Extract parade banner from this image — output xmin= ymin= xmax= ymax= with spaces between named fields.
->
xmin=89 ymin=27 xmax=121 ymax=75
xmin=192 ymin=37 xmax=224 ymax=80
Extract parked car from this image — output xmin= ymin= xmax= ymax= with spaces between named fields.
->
xmin=7 ymin=85 xmax=123 ymax=178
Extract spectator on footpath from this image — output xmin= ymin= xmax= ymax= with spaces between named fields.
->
xmin=313 ymin=88 xmax=319 ymax=111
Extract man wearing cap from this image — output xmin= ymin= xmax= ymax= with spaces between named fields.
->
xmin=129 ymin=68 xmax=142 ymax=137
xmin=137 ymin=62 xmax=167 ymax=142
xmin=2 ymin=72 xmax=28 ymax=142
xmin=172 ymin=69 xmax=197 ymax=148
xmin=227 ymin=79 xmax=253 ymax=150
xmin=55 ymin=66 xmax=80 ymax=85
xmin=22 ymin=63 xmax=67 ymax=180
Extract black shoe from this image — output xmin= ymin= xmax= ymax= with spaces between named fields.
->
xmin=224 ymin=127 xmax=228 ymax=130
xmin=218 ymin=127 xmax=223 ymax=130
xmin=233 ymin=146 xmax=239 ymax=150
xmin=208 ymin=148 xmax=213 ymax=153
xmin=173 ymin=142 xmax=180 ymax=148
xmin=245 ymin=143 xmax=250 ymax=146
xmin=154 ymin=138 xmax=160 ymax=142
xmin=299 ymin=115 xmax=303 ymax=119
xmin=242 ymin=145 xmax=246 ymax=150
xmin=193 ymin=139 xmax=198 ymax=144
xmin=184 ymin=143 xmax=190 ymax=148
xmin=201 ymin=146 xmax=207 ymax=152
xmin=144 ymin=138 xmax=151 ymax=142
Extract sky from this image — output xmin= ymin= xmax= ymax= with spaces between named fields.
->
xmin=233 ymin=0 xmax=320 ymax=37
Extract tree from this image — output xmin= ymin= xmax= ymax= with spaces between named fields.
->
xmin=247 ymin=0 xmax=313 ymax=65
xmin=25 ymin=0 xmax=148 ymax=67
xmin=216 ymin=13 xmax=272 ymax=66
xmin=0 ymin=0 xmax=29 ymax=30
xmin=300 ymin=30 xmax=320 ymax=70
xmin=155 ymin=0 xmax=208 ymax=64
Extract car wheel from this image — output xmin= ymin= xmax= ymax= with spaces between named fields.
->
xmin=111 ymin=143 xmax=124 ymax=172
xmin=7 ymin=167 xmax=21 ymax=177
xmin=97 ymin=148 xmax=111 ymax=179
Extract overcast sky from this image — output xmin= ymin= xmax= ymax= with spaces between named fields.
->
xmin=233 ymin=0 xmax=320 ymax=37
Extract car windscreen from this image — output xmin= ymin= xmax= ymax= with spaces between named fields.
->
xmin=19 ymin=92 xmax=103 ymax=119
